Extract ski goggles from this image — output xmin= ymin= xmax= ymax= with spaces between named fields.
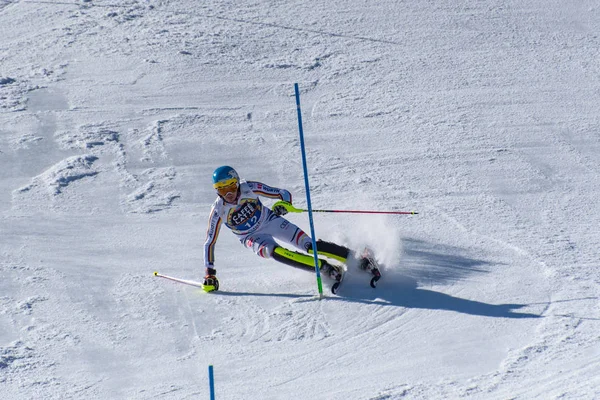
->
xmin=214 ymin=181 xmax=238 ymax=197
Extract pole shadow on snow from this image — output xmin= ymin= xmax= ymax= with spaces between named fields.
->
xmin=332 ymin=238 xmax=542 ymax=319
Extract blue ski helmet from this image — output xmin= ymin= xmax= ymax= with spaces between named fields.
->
xmin=212 ymin=166 xmax=239 ymax=190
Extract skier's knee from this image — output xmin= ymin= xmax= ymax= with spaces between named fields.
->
xmin=244 ymin=236 xmax=276 ymax=259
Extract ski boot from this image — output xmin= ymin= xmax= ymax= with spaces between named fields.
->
xmin=320 ymin=260 xmax=344 ymax=294
xmin=358 ymin=249 xmax=381 ymax=288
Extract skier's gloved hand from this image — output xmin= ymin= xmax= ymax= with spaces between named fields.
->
xmin=273 ymin=204 xmax=288 ymax=216
xmin=203 ymin=267 xmax=219 ymax=292
xmin=203 ymin=275 xmax=219 ymax=291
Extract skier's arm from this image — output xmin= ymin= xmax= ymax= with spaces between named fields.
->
xmin=247 ymin=181 xmax=292 ymax=203
xmin=203 ymin=203 xmax=223 ymax=273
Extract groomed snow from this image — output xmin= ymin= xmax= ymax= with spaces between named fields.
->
xmin=1 ymin=1 xmax=599 ymax=399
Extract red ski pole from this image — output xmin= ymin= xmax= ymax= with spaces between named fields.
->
xmin=273 ymin=201 xmax=418 ymax=215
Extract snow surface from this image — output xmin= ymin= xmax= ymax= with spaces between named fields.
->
xmin=1 ymin=0 xmax=600 ymax=399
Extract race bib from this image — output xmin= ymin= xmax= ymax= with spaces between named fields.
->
xmin=226 ymin=198 xmax=262 ymax=232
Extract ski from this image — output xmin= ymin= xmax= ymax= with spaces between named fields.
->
xmin=153 ymin=271 xmax=215 ymax=292
xmin=326 ymin=247 xmax=381 ymax=294
xmin=370 ymin=268 xmax=382 ymax=288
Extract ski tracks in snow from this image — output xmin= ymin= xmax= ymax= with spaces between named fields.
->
xmin=193 ymin=293 xmax=334 ymax=343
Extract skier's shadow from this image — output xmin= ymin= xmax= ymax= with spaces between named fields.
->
xmin=335 ymin=238 xmax=542 ymax=319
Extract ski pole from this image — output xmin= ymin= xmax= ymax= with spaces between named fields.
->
xmin=273 ymin=200 xmax=418 ymax=215
xmin=153 ymin=271 xmax=205 ymax=288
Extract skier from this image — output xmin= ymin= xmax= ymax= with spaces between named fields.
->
xmin=202 ymin=166 xmax=378 ymax=292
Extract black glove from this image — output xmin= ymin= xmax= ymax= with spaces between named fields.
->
xmin=273 ymin=204 xmax=288 ymax=216
xmin=203 ymin=267 xmax=219 ymax=292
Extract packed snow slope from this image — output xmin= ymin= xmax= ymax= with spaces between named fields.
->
xmin=1 ymin=1 xmax=600 ymax=399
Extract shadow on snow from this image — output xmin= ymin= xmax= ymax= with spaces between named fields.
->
xmin=217 ymin=238 xmax=542 ymax=319
xmin=332 ymin=238 xmax=541 ymax=318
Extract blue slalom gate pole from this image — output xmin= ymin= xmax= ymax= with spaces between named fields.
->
xmin=208 ymin=365 xmax=215 ymax=400
xmin=294 ymin=83 xmax=324 ymax=297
